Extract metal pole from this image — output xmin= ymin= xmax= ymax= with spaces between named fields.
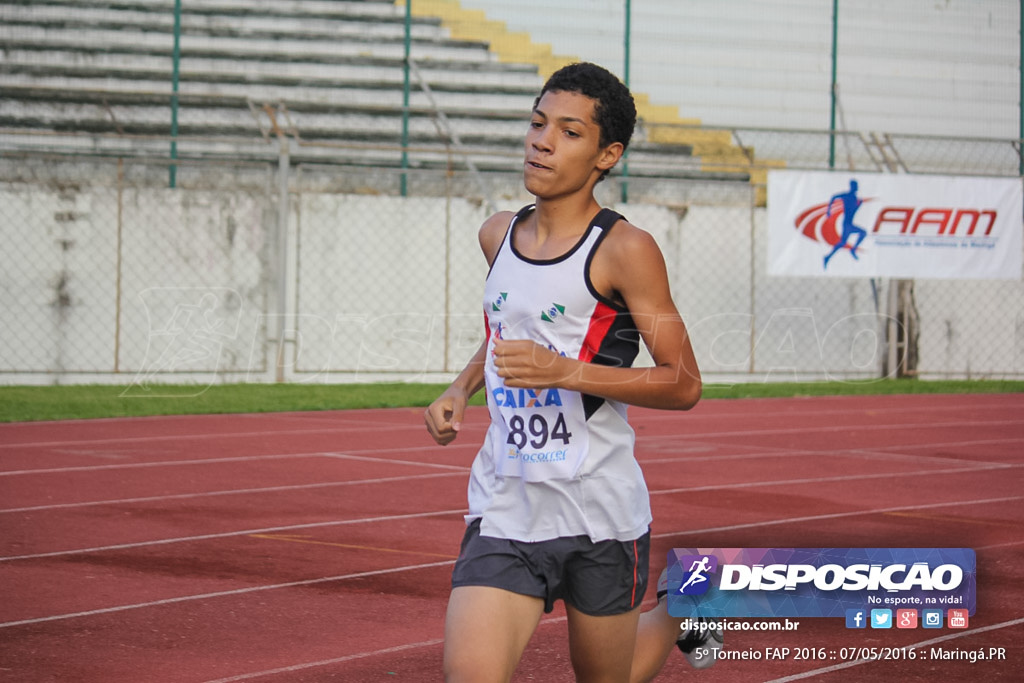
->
xmin=114 ymin=158 xmax=124 ymax=373
xmin=1019 ymin=0 xmax=1023 ymax=175
xmin=748 ymin=184 xmax=757 ymax=374
xmin=401 ymin=0 xmax=412 ymax=196
xmin=829 ymin=0 xmax=838 ymax=169
xmin=409 ymin=59 xmax=496 ymax=213
xmin=170 ymin=0 xmax=181 ymax=188
xmin=886 ymin=280 xmax=898 ymax=378
xmin=275 ymin=136 xmax=290 ymax=383
xmin=620 ymin=0 xmax=631 ymax=203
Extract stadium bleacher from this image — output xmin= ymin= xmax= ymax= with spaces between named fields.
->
xmin=0 ymin=0 xmax=760 ymax=184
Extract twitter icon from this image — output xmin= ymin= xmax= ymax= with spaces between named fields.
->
xmin=870 ymin=609 xmax=892 ymax=629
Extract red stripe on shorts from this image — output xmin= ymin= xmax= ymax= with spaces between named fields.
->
xmin=631 ymin=539 xmax=639 ymax=606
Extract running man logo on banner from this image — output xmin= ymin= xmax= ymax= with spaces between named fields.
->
xmin=767 ymin=171 xmax=1023 ymax=279
xmin=678 ymin=554 xmax=718 ymax=595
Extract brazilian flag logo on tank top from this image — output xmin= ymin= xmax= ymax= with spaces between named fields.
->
xmin=541 ymin=303 xmax=565 ymax=323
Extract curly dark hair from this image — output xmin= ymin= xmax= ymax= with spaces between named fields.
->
xmin=534 ymin=62 xmax=637 ymax=169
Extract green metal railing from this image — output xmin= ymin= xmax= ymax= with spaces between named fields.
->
xmin=161 ymin=1 xmax=1023 ymax=191
xmin=392 ymin=0 xmax=1022 ymax=189
xmin=401 ymin=0 xmax=412 ymax=195
xmin=170 ymin=0 xmax=182 ymax=187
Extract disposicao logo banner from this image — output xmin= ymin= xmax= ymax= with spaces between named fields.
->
xmin=666 ymin=548 xmax=976 ymax=619
xmin=767 ymin=170 xmax=1023 ymax=279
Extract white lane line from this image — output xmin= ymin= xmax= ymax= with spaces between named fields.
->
xmin=643 ymin=435 xmax=1022 ymax=452
xmin=976 ymin=539 xmax=1024 ymax=550
xmin=0 ymin=448 xmax=471 ymax=477
xmin=637 ymin=417 xmax=1024 ymax=443
xmin=0 ymin=424 xmax=429 ymax=450
xmin=4 ymin=499 xmax=1020 ymax=637
xmin=0 ymin=452 xmax=319 ymax=476
xmin=7 ymin=488 xmax=1020 ymax=564
xmin=651 ymin=495 xmax=1024 ymax=539
xmin=6 ymin=431 xmax=1013 ymax=476
xmin=0 ymin=508 xmax=469 ymax=562
xmin=2 ymin=410 xmax=1018 ymax=450
xmin=204 ymin=639 xmax=446 ymax=682
xmin=320 ymin=451 xmax=470 ymax=471
xmin=650 ymin=463 xmax=1020 ymax=496
xmin=199 ymin=613 xmax=574 ymax=683
xmin=0 ymin=560 xmax=456 ymax=629
xmin=634 ymin=398 xmax=1023 ymax=424
xmin=641 ymin=447 xmax=1018 ymax=473
xmin=12 ymin=462 xmax=1006 ymax=516
xmin=763 ymin=617 xmax=1024 ymax=682
xmin=0 ymin=471 xmax=465 ymax=514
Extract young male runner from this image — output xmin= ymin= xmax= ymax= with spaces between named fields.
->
xmin=425 ymin=62 xmax=721 ymax=682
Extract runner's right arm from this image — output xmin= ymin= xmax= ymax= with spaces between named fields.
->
xmin=423 ymin=211 xmax=512 ymax=446
xmin=424 ymin=340 xmax=486 ymax=446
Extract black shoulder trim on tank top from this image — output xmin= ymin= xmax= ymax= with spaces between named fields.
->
xmin=583 ymin=209 xmax=628 ymax=311
xmin=509 ymin=206 xmax=607 ymax=266
xmin=486 ymin=205 xmax=535 ymax=278
xmin=581 ymin=208 xmax=638 ymax=420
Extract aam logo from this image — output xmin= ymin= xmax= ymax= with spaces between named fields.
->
xmin=797 ymin=202 xmax=999 ymax=241
xmin=795 ymin=178 xmax=1000 ymax=269
xmin=790 ymin=179 xmax=999 ymax=270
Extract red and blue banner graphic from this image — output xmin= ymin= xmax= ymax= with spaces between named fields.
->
xmin=666 ymin=548 xmax=976 ymax=620
xmin=767 ymin=171 xmax=1022 ymax=279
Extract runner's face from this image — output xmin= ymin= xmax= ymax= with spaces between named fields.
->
xmin=524 ymin=90 xmax=619 ymax=199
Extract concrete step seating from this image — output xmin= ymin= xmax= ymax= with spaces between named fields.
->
xmin=0 ymin=0 xmax=743 ymax=180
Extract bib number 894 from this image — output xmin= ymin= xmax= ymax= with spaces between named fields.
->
xmin=507 ymin=413 xmax=572 ymax=450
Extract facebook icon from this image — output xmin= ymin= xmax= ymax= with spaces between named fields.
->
xmin=846 ymin=609 xmax=867 ymax=629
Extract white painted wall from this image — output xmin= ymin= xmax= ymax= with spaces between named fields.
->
xmin=4 ymin=184 xmax=1020 ymax=384
xmin=460 ymin=0 xmax=1020 ymax=137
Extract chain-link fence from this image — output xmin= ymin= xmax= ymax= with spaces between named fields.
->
xmin=1 ymin=156 xmax=275 ymax=392
xmin=2 ymin=127 xmax=1022 ymax=387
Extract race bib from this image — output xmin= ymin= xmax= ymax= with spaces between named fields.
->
xmin=489 ymin=385 xmax=589 ymax=482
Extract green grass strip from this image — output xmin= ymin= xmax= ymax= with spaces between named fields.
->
xmin=1 ymin=379 xmax=1021 ymax=423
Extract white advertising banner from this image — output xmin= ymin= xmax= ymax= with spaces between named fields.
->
xmin=767 ymin=171 xmax=1023 ymax=279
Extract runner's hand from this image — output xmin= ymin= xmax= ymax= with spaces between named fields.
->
xmin=424 ymin=387 xmax=468 ymax=445
xmin=493 ymin=339 xmax=570 ymax=389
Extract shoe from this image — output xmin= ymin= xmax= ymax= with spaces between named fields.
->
xmin=656 ymin=568 xmax=724 ymax=669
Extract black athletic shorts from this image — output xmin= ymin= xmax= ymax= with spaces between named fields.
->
xmin=450 ymin=518 xmax=650 ymax=616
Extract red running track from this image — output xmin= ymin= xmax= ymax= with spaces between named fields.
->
xmin=0 ymin=393 xmax=1022 ymax=682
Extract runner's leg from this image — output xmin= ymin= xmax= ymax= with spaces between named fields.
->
xmin=443 ymin=585 xmax=545 ymax=683
xmin=565 ymin=603 xmax=642 ymax=683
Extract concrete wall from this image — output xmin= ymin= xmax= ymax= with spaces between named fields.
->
xmin=4 ymin=182 xmax=1021 ymax=385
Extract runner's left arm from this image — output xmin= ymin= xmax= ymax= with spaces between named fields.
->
xmin=492 ymin=223 xmax=701 ymax=410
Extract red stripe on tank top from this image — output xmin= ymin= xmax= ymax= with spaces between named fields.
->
xmin=579 ymin=301 xmax=618 ymax=363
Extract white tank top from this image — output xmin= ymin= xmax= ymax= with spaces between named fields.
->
xmin=466 ymin=205 xmax=653 ymax=543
